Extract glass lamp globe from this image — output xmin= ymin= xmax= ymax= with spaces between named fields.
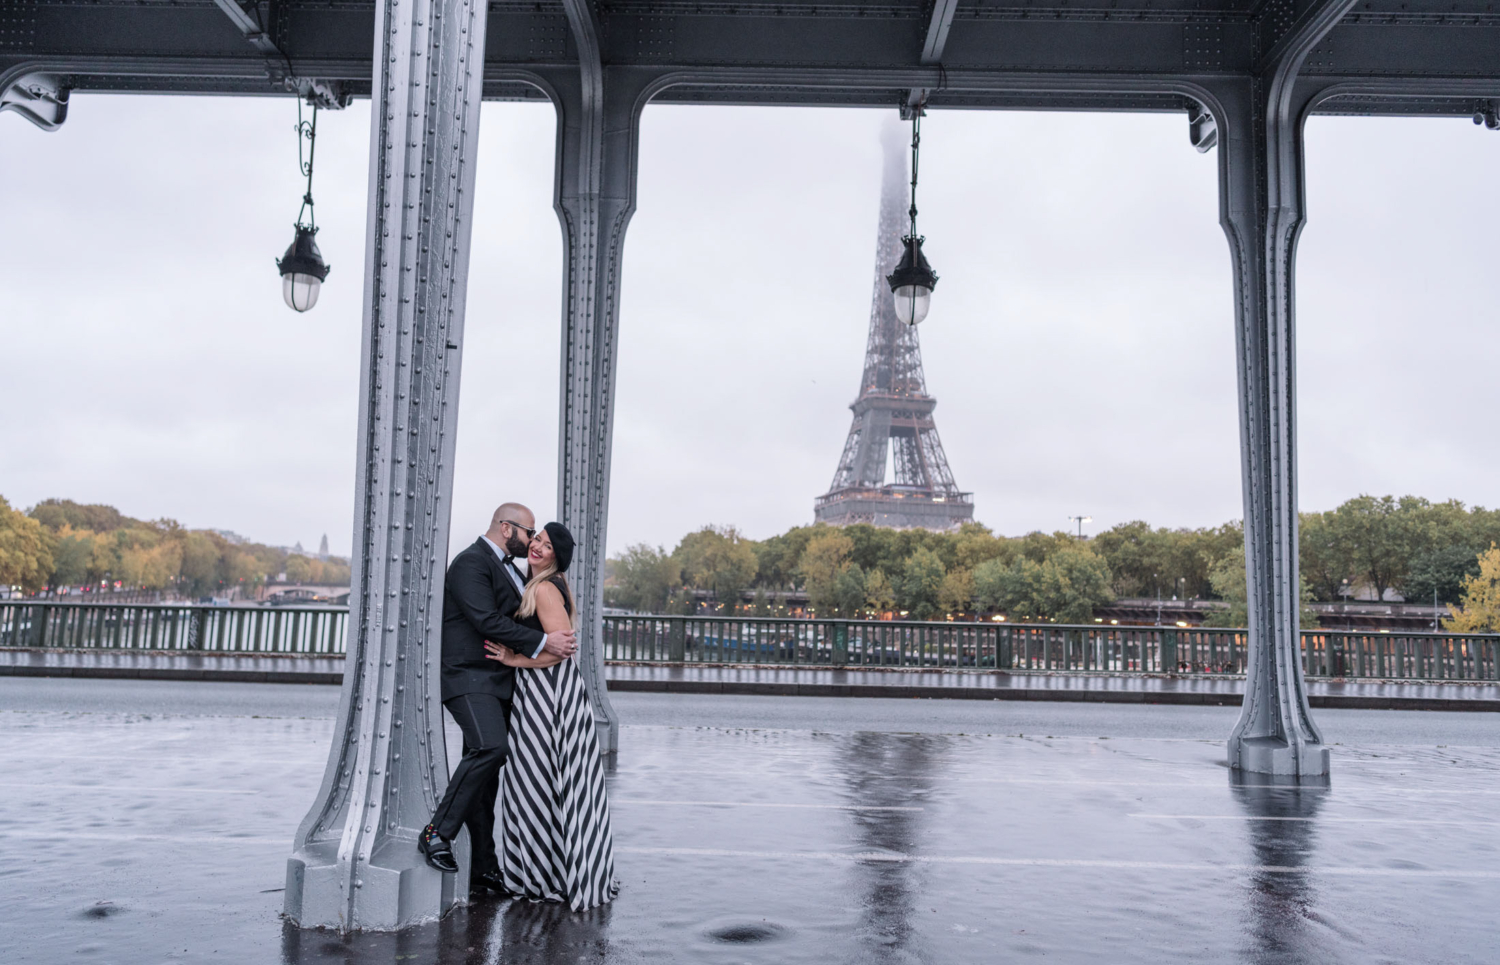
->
xmin=886 ymin=235 xmax=938 ymax=326
xmin=276 ymin=225 xmax=331 ymax=313
xmin=892 ymin=284 xmax=932 ymax=326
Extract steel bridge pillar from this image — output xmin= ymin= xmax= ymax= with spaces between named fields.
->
xmin=549 ymin=8 xmax=651 ymax=754
xmin=284 ymin=0 xmax=490 ymax=930
xmin=1215 ymin=12 xmax=1351 ymax=776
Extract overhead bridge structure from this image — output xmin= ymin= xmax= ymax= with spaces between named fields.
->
xmin=4 ymin=0 xmax=1496 ymax=932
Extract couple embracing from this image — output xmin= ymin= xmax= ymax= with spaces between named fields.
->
xmin=418 ymin=502 xmax=617 ymax=911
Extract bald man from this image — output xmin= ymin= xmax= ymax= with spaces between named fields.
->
xmin=420 ymin=502 xmax=577 ymax=890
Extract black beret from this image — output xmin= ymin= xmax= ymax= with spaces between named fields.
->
xmin=544 ymin=521 xmax=575 ymax=573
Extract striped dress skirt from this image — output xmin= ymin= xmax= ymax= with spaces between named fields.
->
xmin=499 ymin=659 xmax=618 ymax=911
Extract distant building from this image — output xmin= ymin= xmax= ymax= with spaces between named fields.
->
xmin=318 ymin=534 xmax=330 ymax=561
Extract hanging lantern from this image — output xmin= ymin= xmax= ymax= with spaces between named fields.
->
xmin=277 ymin=226 xmax=330 ymax=312
xmin=886 ymin=111 xmax=939 ymax=326
xmin=887 ymin=235 xmax=937 ymax=326
xmin=276 ymin=99 xmax=330 ymax=312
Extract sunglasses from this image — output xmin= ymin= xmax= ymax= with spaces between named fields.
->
xmin=500 ymin=520 xmax=536 ymax=539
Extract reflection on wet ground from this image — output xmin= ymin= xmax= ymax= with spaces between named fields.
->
xmin=2 ymin=692 xmax=1498 ymax=964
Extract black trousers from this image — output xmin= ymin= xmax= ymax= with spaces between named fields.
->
xmin=430 ymin=693 xmax=509 ymax=877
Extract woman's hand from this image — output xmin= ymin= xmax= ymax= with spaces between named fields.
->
xmin=484 ymin=641 xmax=517 ymax=666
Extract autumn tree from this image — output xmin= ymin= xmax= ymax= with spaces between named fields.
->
xmin=0 ymin=496 xmax=53 ymax=591
xmin=1444 ymin=544 xmax=1500 ymax=633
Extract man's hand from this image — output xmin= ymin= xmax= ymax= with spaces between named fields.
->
xmin=542 ymin=629 xmax=577 ymax=658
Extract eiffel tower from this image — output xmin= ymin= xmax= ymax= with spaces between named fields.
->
xmin=814 ymin=123 xmax=974 ymax=531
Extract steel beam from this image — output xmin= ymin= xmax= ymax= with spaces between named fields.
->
xmin=0 ymin=72 xmax=68 ymax=130
xmin=1217 ymin=0 xmax=1357 ymax=778
xmin=552 ymin=2 xmax=648 ymax=756
xmin=284 ymin=0 xmax=491 ymax=930
xmin=905 ymin=0 xmax=961 ymax=114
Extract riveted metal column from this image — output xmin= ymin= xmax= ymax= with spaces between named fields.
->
xmin=1215 ymin=3 xmax=1349 ymax=775
xmin=550 ymin=15 xmax=652 ymax=753
xmin=284 ymin=0 xmax=489 ymax=930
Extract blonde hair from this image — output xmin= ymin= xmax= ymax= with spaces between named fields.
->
xmin=517 ymin=564 xmax=578 ymax=629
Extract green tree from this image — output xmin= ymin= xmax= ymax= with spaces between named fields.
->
xmin=832 ymin=563 xmax=869 ymax=618
xmin=47 ymin=525 xmax=96 ymax=587
xmin=865 ymin=568 xmax=896 ymax=614
xmin=607 ymin=543 xmax=680 ymax=613
xmin=1298 ymin=510 xmax=1349 ymax=602
xmin=973 ymin=556 xmax=1044 ymax=620
xmin=28 ymin=498 xmax=128 ymax=534
xmin=972 ymin=545 xmax=1111 ymax=623
xmin=1327 ymin=495 xmax=1424 ymax=602
xmin=799 ymin=530 xmax=855 ymax=615
xmin=0 ymin=496 xmax=54 ymax=590
xmin=1201 ymin=550 xmax=1319 ymax=629
xmin=1404 ymin=545 xmax=1482 ymax=607
xmin=951 ymin=523 xmax=1009 ymax=572
xmin=754 ymin=525 xmax=819 ymax=589
xmin=1444 ymin=544 xmax=1500 ymax=633
xmin=752 ymin=585 xmax=772 ymax=617
xmin=675 ymin=526 xmax=757 ymax=613
xmin=1203 ymin=554 xmax=1250 ymax=627
xmin=939 ymin=567 xmax=974 ymax=615
xmin=1036 ymin=545 xmax=1113 ymax=624
xmin=898 ymin=548 xmax=946 ymax=620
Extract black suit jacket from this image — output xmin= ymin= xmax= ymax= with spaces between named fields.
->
xmin=440 ymin=537 xmax=547 ymax=702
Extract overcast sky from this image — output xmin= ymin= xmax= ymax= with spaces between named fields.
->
xmin=2 ymin=96 xmax=1496 ymax=557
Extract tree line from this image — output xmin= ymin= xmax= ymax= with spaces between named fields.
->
xmin=605 ymin=494 xmax=1500 ymax=630
xmin=0 ymin=497 xmax=349 ymax=596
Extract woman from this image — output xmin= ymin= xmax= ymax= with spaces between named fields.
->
xmin=483 ymin=521 xmax=618 ymax=911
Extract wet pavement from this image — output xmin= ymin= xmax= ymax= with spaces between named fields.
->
xmin=2 ymin=680 xmax=1498 ymax=964
xmin=6 ymin=649 xmax=1499 ymax=710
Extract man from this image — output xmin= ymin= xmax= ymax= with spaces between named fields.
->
xmin=419 ymin=502 xmax=577 ymax=891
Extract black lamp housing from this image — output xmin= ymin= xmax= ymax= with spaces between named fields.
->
xmin=277 ymin=225 xmax=331 ymax=313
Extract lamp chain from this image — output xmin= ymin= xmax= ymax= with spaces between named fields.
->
xmin=907 ymin=113 xmax=921 ymax=240
xmin=295 ymin=99 xmax=319 ymax=232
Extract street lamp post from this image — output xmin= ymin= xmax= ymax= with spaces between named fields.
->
xmin=1068 ymin=515 xmax=1092 ymax=539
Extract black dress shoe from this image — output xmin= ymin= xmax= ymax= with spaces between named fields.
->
xmin=471 ymin=869 xmax=508 ymax=896
xmin=418 ymin=824 xmax=458 ymax=873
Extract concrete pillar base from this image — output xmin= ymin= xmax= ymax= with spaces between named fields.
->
xmin=284 ymin=836 xmax=463 ymax=932
xmin=1228 ymin=735 xmax=1331 ymax=777
xmin=596 ymin=716 xmax=618 ymax=755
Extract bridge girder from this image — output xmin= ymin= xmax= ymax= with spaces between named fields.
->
xmin=0 ymin=0 xmax=1495 ymax=116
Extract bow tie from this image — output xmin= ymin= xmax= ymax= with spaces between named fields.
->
xmin=503 ymin=555 xmax=519 ymax=566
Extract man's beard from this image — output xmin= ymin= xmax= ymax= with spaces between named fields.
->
xmin=504 ymin=533 xmax=531 ymax=557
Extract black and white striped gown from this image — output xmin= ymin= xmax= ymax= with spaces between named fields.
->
xmin=500 ymin=594 xmax=617 ymax=911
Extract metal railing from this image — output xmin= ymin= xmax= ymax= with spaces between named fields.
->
xmin=0 ymin=601 xmax=346 ymax=655
xmin=601 ymin=615 xmax=1500 ymax=682
xmin=3 ymin=602 xmax=1497 ymax=681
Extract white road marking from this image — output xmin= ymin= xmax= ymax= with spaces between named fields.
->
xmin=613 ymin=800 xmax=922 ymax=812
xmin=1129 ymin=813 xmax=1500 ymax=826
xmin=615 ymin=846 xmax=1500 ymax=878
xmin=3 ymin=783 xmax=259 ymax=795
xmin=0 ymin=830 xmax=284 ymax=844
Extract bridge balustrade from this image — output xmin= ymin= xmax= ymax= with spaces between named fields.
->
xmin=0 ymin=601 xmax=346 ymax=655
xmin=3 ymin=602 xmax=1496 ymax=682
